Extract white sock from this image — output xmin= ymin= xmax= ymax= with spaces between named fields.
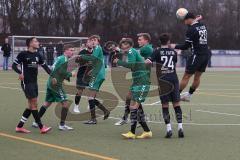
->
xmin=166 ymin=123 xmax=172 ymax=132
xmin=178 ymin=123 xmax=183 ymax=130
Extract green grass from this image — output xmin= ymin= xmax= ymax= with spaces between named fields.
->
xmin=0 ymin=69 xmax=240 ymax=160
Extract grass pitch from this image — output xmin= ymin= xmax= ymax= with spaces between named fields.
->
xmin=0 ymin=68 xmax=240 ymax=160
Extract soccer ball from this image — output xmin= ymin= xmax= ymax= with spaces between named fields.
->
xmin=176 ymin=8 xmax=188 ymax=20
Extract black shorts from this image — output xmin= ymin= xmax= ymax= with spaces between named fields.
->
xmin=21 ymin=82 xmax=38 ymax=99
xmin=76 ymin=76 xmax=89 ymax=89
xmin=186 ymin=54 xmax=209 ymax=74
xmin=159 ymin=74 xmax=180 ymax=104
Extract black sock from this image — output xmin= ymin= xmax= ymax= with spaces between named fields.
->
xmin=94 ymin=99 xmax=108 ymax=113
xmin=38 ymin=106 xmax=47 ymax=118
xmin=189 ymin=87 xmax=196 ymax=95
xmin=75 ymin=94 xmax=81 ymax=105
xmin=32 ymin=110 xmax=43 ymax=129
xmin=60 ymin=107 xmax=69 ymax=126
xmin=123 ymin=98 xmax=131 ymax=120
xmin=162 ymin=107 xmax=170 ymax=124
xmin=174 ymin=106 xmax=183 ymax=123
xmin=89 ymin=99 xmax=96 ymax=119
xmin=130 ymin=109 xmax=138 ymax=134
xmin=17 ymin=108 xmax=32 ymax=128
xmin=138 ymin=106 xmax=150 ymax=132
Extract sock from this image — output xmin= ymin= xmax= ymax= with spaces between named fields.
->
xmin=178 ymin=123 xmax=183 ymax=130
xmin=75 ymin=94 xmax=81 ymax=105
xmin=174 ymin=106 xmax=183 ymax=130
xmin=130 ymin=109 xmax=138 ymax=134
xmin=38 ymin=105 xmax=47 ymax=118
xmin=31 ymin=110 xmax=43 ymax=129
xmin=189 ymin=87 xmax=196 ymax=95
xmin=60 ymin=107 xmax=69 ymax=126
xmin=138 ymin=106 xmax=150 ymax=132
xmin=17 ymin=108 xmax=32 ymax=128
xmin=122 ymin=98 xmax=131 ymax=120
xmin=94 ymin=99 xmax=108 ymax=113
xmin=167 ymin=123 xmax=172 ymax=132
xmin=162 ymin=107 xmax=170 ymax=124
xmin=88 ymin=99 xmax=96 ymax=119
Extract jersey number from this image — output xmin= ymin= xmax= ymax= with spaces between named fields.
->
xmin=199 ymin=29 xmax=207 ymax=44
xmin=161 ymin=56 xmax=174 ymax=70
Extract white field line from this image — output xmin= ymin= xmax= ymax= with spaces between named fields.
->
xmin=196 ymin=109 xmax=240 ymax=117
xmin=108 ymin=116 xmax=240 ymax=126
xmin=0 ymin=85 xmax=240 ymax=106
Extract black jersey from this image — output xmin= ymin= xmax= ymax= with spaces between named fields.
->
xmin=13 ymin=51 xmax=50 ymax=84
xmin=77 ymin=49 xmax=92 ymax=78
xmin=149 ymin=48 xmax=177 ymax=75
xmin=176 ymin=22 xmax=208 ymax=55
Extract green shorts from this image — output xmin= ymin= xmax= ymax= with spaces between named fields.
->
xmin=131 ymin=84 xmax=150 ymax=103
xmin=45 ymin=87 xmax=67 ymax=103
xmin=88 ymin=77 xmax=104 ymax=92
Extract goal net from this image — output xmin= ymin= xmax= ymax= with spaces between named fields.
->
xmin=8 ymin=35 xmax=88 ymax=66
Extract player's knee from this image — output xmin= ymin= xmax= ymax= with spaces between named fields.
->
xmin=162 ymin=103 xmax=169 ymax=108
xmin=183 ymin=73 xmax=192 ymax=80
xmin=173 ymin=101 xmax=180 ymax=107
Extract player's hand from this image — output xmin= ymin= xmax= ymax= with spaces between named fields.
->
xmin=169 ymin=44 xmax=176 ymax=49
xmin=71 ymin=71 xmax=77 ymax=77
xmin=18 ymin=74 xmax=24 ymax=81
xmin=75 ymin=55 xmax=82 ymax=63
xmin=114 ymin=47 xmax=121 ymax=52
xmin=87 ymin=69 xmax=92 ymax=76
xmin=145 ymin=59 xmax=152 ymax=64
xmin=113 ymin=58 xmax=119 ymax=64
xmin=52 ymin=78 xmax=57 ymax=85
xmin=196 ymin=15 xmax=203 ymax=21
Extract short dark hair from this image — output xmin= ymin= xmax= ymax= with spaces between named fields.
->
xmin=159 ymin=33 xmax=171 ymax=45
xmin=137 ymin=33 xmax=151 ymax=42
xmin=119 ymin=38 xmax=134 ymax=47
xmin=26 ymin=37 xmax=36 ymax=47
xmin=184 ymin=12 xmax=196 ymax=20
xmin=63 ymin=44 xmax=74 ymax=51
xmin=89 ymin=35 xmax=101 ymax=41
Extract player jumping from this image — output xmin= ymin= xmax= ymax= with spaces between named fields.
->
xmin=12 ymin=37 xmax=52 ymax=134
xmin=32 ymin=44 xmax=76 ymax=131
xmin=113 ymin=38 xmax=152 ymax=139
xmin=146 ymin=33 xmax=184 ymax=138
xmin=170 ymin=12 xmax=209 ymax=102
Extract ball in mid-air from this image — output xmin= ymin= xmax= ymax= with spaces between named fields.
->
xmin=176 ymin=8 xmax=188 ymax=20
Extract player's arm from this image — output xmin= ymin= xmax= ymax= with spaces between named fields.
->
xmin=145 ymin=49 xmax=157 ymax=64
xmin=12 ymin=53 xmax=24 ymax=80
xmin=174 ymin=28 xmax=193 ymax=50
xmin=116 ymin=59 xmax=134 ymax=69
xmin=38 ymin=53 xmax=51 ymax=75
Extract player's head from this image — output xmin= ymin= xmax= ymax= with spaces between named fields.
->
xmin=159 ymin=33 xmax=171 ymax=46
xmin=26 ymin=37 xmax=39 ymax=50
xmin=119 ymin=38 xmax=134 ymax=53
xmin=89 ymin=35 xmax=101 ymax=47
xmin=184 ymin=12 xmax=196 ymax=25
xmin=63 ymin=44 xmax=75 ymax=58
xmin=137 ymin=33 xmax=151 ymax=47
xmin=86 ymin=39 xmax=94 ymax=49
xmin=5 ymin=37 xmax=8 ymax=43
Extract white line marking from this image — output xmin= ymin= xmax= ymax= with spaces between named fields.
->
xmin=196 ymin=109 xmax=240 ymax=117
xmin=108 ymin=116 xmax=240 ymax=126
